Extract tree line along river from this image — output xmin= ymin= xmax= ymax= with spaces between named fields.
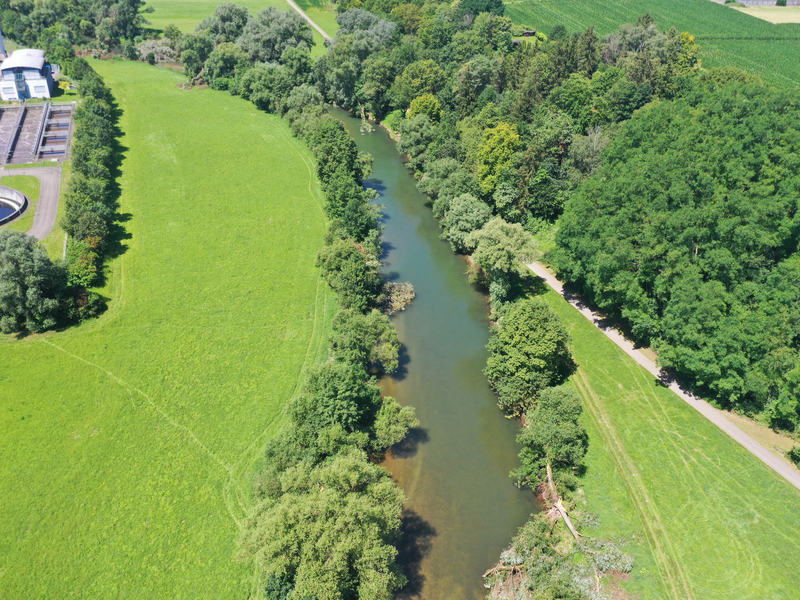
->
xmin=332 ymin=108 xmax=538 ymax=600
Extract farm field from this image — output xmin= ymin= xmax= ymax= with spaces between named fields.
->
xmin=733 ymin=5 xmax=800 ymax=24
xmin=0 ymin=175 xmax=40 ymax=233
xmin=533 ymin=282 xmax=800 ymax=599
xmin=0 ymin=60 xmax=334 ymax=599
xmin=503 ymin=0 xmax=800 ymax=87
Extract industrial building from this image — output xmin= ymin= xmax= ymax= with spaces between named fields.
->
xmin=0 ymin=49 xmax=55 ymax=101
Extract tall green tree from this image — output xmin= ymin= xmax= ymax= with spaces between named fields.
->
xmin=465 ymin=217 xmax=538 ymax=303
xmin=238 ymin=450 xmax=407 ymax=600
xmin=196 ymin=2 xmax=251 ymax=43
xmin=330 ymin=308 xmax=400 ymax=372
xmin=236 ymin=6 xmax=314 ymax=63
xmin=477 ymin=122 xmax=519 ymax=196
xmin=512 ymin=386 xmax=587 ymax=490
xmin=0 ymin=230 xmax=67 ymax=333
xmin=485 ymin=297 xmax=574 ymax=415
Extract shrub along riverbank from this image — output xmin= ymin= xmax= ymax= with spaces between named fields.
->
xmin=236 ymin=110 xmax=420 ymax=599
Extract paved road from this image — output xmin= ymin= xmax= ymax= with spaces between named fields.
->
xmin=285 ymin=0 xmax=331 ymax=40
xmin=526 ymin=261 xmax=800 ymax=493
xmin=2 ymin=166 xmax=62 ymax=240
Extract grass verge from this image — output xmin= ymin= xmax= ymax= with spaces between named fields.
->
xmin=5 ymin=160 xmax=60 ymax=170
xmin=532 ymin=282 xmax=800 ymax=598
xmin=0 ymin=59 xmax=333 ymax=599
xmin=0 ymin=175 xmax=40 ymax=233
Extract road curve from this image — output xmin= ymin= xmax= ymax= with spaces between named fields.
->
xmin=526 ymin=261 xmax=800 ymax=493
xmin=2 ymin=166 xmax=62 ymax=240
xmin=285 ymin=0 xmax=332 ymax=40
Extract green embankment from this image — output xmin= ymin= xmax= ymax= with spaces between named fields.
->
xmin=0 ymin=60 xmax=335 ymax=598
xmin=533 ymin=284 xmax=800 ymax=599
xmin=0 ymin=175 xmax=40 ymax=233
xmin=504 ymin=0 xmax=800 ymax=88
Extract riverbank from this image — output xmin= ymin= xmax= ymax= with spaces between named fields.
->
xmin=332 ymin=108 xmax=539 ymax=600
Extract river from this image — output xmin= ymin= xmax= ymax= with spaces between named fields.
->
xmin=332 ymin=109 xmax=538 ymax=600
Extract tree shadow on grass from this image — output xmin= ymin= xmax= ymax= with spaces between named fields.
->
xmin=91 ymin=98 xmax=132 ymax=288
xmin=395 ymin=509 xmax=437 ymax=600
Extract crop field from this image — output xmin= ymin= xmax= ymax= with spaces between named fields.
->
xmin=733 ymin=5 xmax=800 ymax=24
xmin=0 ymin=60 xmax=334 ymax=598
xmin=532 ymin=283 xmax=800 ymax=598
xmin=504 ymin=0 xmax=800 ymax=87
xmin=0 ymin=175 xmax=39 ymax=233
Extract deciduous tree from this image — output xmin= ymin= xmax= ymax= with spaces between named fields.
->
xmin=0 ymin=230 xmax=66 ymax=333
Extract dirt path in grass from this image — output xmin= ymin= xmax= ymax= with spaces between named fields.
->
xmin=285 ymin=0 xmax=331 ymax=40
xmin=2 ymin=165 xmax=62 ymax=240
xmin=526 ymin=261 xmax=800 ymax=493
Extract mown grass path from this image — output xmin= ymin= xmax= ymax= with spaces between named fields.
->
xmin=527 ymin=265 xmax=800 ymax=598
xmin=0 ymin=60 xmax=333 ymax=599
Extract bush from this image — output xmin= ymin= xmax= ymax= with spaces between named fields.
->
xmin=789 ymin=446 xmax=800 ymax=466
xmin=64 ymin=289 xmax=106 ymax=322
xmin=66 ymin=239 xmax=100 ymax=288
xmin=383 ymin=109 xmax=404 ymax=133
xmin=317 ymin=239 xmax=384 ymax=313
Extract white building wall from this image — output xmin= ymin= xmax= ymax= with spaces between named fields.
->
xmin=0 ymin=70 xmax=52 ymax=101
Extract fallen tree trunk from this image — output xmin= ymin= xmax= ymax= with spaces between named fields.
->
xmin=547 ymin=462 xmax=580 ymax=541
xmin=483 ymin=563 xmax=524 ymax=578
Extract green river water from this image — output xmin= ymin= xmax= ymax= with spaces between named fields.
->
xmin=333 ymin=109 xmax=538 ymax=600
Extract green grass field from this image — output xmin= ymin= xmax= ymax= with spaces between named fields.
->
xmin=0 ymin=60 xmax=335 ymax=598
xmin=0 ymin=175 xmax=40 ymax=233
xmin=146 ymin=0 xmax=287 ymax=32
xmin=532 ymin=283 xmax=800 ymax=598
xmin=146 ymin=0 xmax=340 ymax=54
xmin=504 ymin=0 xmax=800 ymax=88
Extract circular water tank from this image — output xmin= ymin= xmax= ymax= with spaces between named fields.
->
xmin=0 ymin=186 xmax=28 ymax=226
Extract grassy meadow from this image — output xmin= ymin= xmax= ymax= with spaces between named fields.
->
xmin=531 ymin=282 xmax=800 ymax=599
xmin=146 ymin=0 xmax=340 ymax=54
xmin=146 ymin=0 xmax=288 ymax=32
xmin=504 ymin=0 xmax=800 ymax=87
xmin=0 ymin=60 xmax=335 ymax=598
xmin=0 ymin=175 xmax=40 ymax=233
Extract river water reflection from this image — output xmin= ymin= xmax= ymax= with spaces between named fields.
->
xmin=332 ymin=109 xmax=538 ymax=600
